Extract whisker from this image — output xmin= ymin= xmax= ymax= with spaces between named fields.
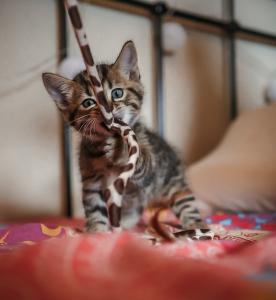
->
xmin=91 ymin=119 xmax=96 ymax=134
xmin=89 ymin=119 xmax=96 ymax=138
xmin=83 ymin=119 xmax=92 ymax=135
xmin=74 ymin=116 xmax=97 ymax=138
xmin=89 ymin=121 xmax=96 ymax=140
xmin=69 ymin=114 xmax=90 ymax=125
xmin=78 ymin=120 xmax=89 ymax=134
xmin=89 ymin=120 xmax=93 ymax=138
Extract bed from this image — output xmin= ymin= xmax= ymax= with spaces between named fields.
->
xmin=1 ymin=212 xmax=276 ymax=299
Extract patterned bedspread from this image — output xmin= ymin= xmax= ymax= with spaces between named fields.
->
xmin=0 ymin=213 xmax=276 ymax=299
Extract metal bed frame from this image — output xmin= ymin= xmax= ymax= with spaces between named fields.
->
xmin=57 ymin=0 xmax=276 ymax=217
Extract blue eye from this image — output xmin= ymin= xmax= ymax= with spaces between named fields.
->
xmin=82 ymin=98 xmax=96 ymax=109
xmin=111 ymin=88 xmax=124 ymax=101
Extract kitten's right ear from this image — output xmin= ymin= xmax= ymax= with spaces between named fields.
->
xmin=114 ymin=41 xmax=140 ymax=80
xmin=42 ymin=73 xmax=75 ymax=110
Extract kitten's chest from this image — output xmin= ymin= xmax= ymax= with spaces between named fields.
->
xmin=79 ymin=150 xmax=125 ymax=182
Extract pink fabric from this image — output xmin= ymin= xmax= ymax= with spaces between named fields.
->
xmin=0 ymin=220 xmax=271 ymax=251
xmin=0 ymin=223 xmax=66 ymax=251
xmin=0 ymin=232 xmax=276 ymax=300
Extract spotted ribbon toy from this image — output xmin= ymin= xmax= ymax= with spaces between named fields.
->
xmin=64 ymin=0 xmax=140 ymax=231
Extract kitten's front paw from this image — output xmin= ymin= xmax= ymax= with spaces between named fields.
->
xmin=85 ymin=222 xmax=110 ymax=233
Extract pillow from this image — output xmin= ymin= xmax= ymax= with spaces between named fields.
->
xmin=187 ymin=103 xmax=276 ymax=215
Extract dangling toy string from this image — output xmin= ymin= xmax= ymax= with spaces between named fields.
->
xmin=64 ymin=0 xmax=139 ymax=231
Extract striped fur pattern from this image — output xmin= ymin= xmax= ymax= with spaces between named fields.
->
xmin=42 ymin=40 xmax=213 ymax=240
xmin=64 ymin=0 xmax=139 ymax=230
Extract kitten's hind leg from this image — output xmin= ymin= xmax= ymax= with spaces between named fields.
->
xmin=170 ymin=189 xmax=214 ymax=240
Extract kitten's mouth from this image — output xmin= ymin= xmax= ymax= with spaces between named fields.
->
xmin=101 ymin=122 xmax=109 ymax=131
xmin=98 ymin=122 xmax=112 ymax=136
xmin=81 ymin=121 xmax=111 ymax=139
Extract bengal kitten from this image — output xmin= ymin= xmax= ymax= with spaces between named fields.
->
xmin=42 ymin=41 xmax=211 ymax=239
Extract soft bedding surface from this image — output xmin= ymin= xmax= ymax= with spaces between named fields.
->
xmin=0 ymin=213 xmax=276 ymax=299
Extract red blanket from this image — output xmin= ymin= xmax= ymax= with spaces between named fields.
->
xmin=0 ymin=214 xmax=276 ymax=299
xmin=0 ymin=232 xmax=276 ymax=300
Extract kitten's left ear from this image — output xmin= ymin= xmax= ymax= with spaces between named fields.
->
xmin=114 ymin=41 xmax=140 ymax=80
xmin=42 ymin=73 xmax=75 ymax=111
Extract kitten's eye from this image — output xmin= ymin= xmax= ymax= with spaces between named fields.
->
xmin=111 ymin=88 xmax=124 ymax=101
xmin=81 ymin=98 xmax=96 ymax=109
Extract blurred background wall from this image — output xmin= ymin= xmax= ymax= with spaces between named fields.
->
xmin=0 ymin=0 xmax=61 ymax=220
xmin=0 ymin=0 xmax=276 ymax=220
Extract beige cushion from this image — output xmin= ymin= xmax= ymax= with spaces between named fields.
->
xmin=187 ymin=103 xmax=276 ymax=214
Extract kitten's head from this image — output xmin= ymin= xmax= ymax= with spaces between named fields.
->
xmin=42 ymin=41 xmax=144 ymax=139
